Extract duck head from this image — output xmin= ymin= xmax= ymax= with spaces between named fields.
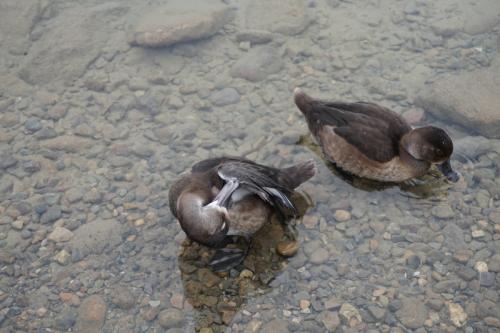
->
xmin=177 ymin=193 xmax=230 ymax=247
xmin=401 ymin=126 xmax=459 ymax=182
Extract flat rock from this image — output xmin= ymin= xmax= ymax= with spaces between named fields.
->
xmin=74 ymin=295 xmax=107 ymax=333
xmin=129 ymin=0 xmax=231 ymax=48
xmin=396 ymin=298 xmax=427 ymax=329
xmin=210 ymin=88 xmax=240 ymax=106
xmin=244 ymin=0 xmax=311 ymax=35
xmin=40 ymin=135 xmax=93 ymax=153
xmin=261 ymin=318 xmax=289 ymax=333
xmin=448 ymin=302 xmax=467 ymax=327
xmin=48 ymin=227 xmax=74 ymax=242
xmin=230 ymin=46 xmax=283 ymax=82
xmin=69 ymin=219 xmax=125 ymax=256
xmin=158 ymin=309 xmax=184 ymax=329
xmin=442 ymin=224 xmax=467 ymax=252
xmin=415 ymin=56 xmax=500 ymax=138
xmin=236 ymin=29 xmax=273 ymax=44
xmin=18 ymin=3 xmax=127 ymax=86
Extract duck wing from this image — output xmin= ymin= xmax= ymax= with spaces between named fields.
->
xmin=312 ymin=102 xmax=411 ymax=163
xmin=216 ymin=162 xmax=297 ymax=216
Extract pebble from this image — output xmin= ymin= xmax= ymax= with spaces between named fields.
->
xmin=11 ymin=219 xmax=24 ymax=230
xmin=448 ymin=302 xmax=467 ymax=327
xmin=158 ymin=309 xmax=184 ymax=329
xmin=431 ymin=204 xmax=455 ymax=218
xmin=230 ymin=46 xmax=283 ymax=82
xmin=334 ymin=210 xmax=351 ymax=222
xmin=55 ymin=311 xmax=76 ymax=330
xmin=54 ymin=249 xmax=71 ymax=265
xmin=309 ymin=248 xmax=329 ymax=264
xmin=40 ymin=206 xmax=62 ymax=224
xmin=479 ymin=272 xmax=495 ymax=287
xmin=302 ymin=215 xmax=318 ymax=228
xmin=396 ymin=298 xmax=427 ymax=329
xmin=25 ymin=117 xmax=42 ymax=132
xmin=210 ymin=88 xmax=240 ymax=107
xmin=299 ymin=299 xmax=310 ymax=311
xmin=475 ymin=261 xmax=488 ymax=272
xmin=110 ymin=285 xmax=135 ymax=309
xmin=339 ymin=303 xmax=362 ymax=327
xmin=75 ymin=295 xmax=107 ymax=333
xmin=48 ymin=226 xmax=73 ymax=242
xmin=236 ymin=29 xmax=273 ymax=44
xmin=318 ymin=311 xmax=340 ymax=331
xmin=239 ymin=269 xmax=254 ymax=279
xmin=276 ymin=240 xmax=299 ymax=257
xmin=471 ymin=229 xmax=485 ymax=238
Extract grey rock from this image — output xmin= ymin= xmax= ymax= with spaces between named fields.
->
xmin=396 ymin=298 xmax=427 ymax=329
xmin=455 ymin=136 xmax=492 ymax=159
xmin=158 ymin=309 xmax=184 ymax=329
xmin=317 ymin=311 xmax=340 ymax=331
xmin=110 ymin=285 xmax=135 ymax=309
xmin=0 ymin=152 xmax=17 ymax=170
xmin=40 ymin=206 xmax=62 ymax=224
xmin=22 ymin=160 xmax=41 ymax=173
xmin=69 ymin=219 xmax=125 ymax=256
xmin=25 ymin=117 xmax=42 ymax=132
xmin=231 ymin=46 xmax=283 ymax=82
xmin=35 ymin=127 xmax=58 ymax=140
xmin=456 ymin=267 xmax=477 ymax=281
xmin=367 ymin=305 xmax=386 ymax=320
xmin=433 ymin=279 xmax=461 ymax=293
xmin=129 ymin=0 xmax=232 ymax=48
xmin=415 ymin=56 xmax=500 ymax=138
xmin=55 ymin=311 xmax=76 ymax=330
xmin=210 ymin=88 xmax=240 ymax=107
xmin=236 ymin=29 xmax=273 ymax=44
xmin=261 ymin=318 xmax=289 ymax=333
xmin=74 ymin=295 xmax=107 ymax=333
xmin=432 ymin=204 xmax=454 ymax=219
xmin=479 ymin=272 xmax=495 ymax=287
xmin=244 ymin=0 xmax=311 ymax=35
xmin=443 ymin=224 xmax=467 ymax=252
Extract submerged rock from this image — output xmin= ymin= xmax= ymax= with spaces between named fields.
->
xmin=231 ymin=46 xmax=283 ymax=82
xmin=396 ymin=298 xmax=427 ymax=329
xmin=244 ymin=0 xmax=311 ymax=35
xmin=75 ymin=295 xmax=107 ymax=333
xmin=129 ymin=0 xmax=232 ymax=48
xmin=415 ymin=56 xmax=500 ymax=138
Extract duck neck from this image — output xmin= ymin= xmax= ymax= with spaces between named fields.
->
xmin=178 ymin=193 xmax=217 ymax=235
xmin=398 ymin=143 xmax=431 ymax=177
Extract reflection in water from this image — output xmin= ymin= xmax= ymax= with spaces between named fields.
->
xmin=177 ymin=192 xmax=312 ymax=332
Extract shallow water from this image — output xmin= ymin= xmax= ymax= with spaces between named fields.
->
xmin=0 ymin=0 xmax=499 ymax=332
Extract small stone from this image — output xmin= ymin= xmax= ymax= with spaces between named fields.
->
xmin=276 ymin=240 xmax=299 ymax=257
xmin=448 ymin=302 xmax=467 ymax=327
xmin=236 ymin=29 xmax=273 ymax=44
xmin=36 ymin=307 xmax=48 ymax=317
xmin=334 ymin=210 xmax=351 ymax=222
xmin=471 ymin=229 xmax=485 ymax=238
xmin=396 ymin=298 xmax=427 ymax=329
xmin=309 ymin=248 xmax=329 ymax=264
xmin=158 ymin=309 xmax=184 ymax=329
xmin=75 ymin=295 xmax=107 ymax=333
xmin=55 ymin=311 xmax=76 ymax=330
xmin=432 ymin=205 xmax=454 ymax=218
xmin=475 ymin=261 xmax=488 ymax=272
xmin=40 ymin=206 xmax=62 ymax=224
xmin=318 ymin=311 xmax=340 ymax=331
xmin=142 ymin=307 xmax=160 ymax=321
xmin=302 ymin=215 xmax=318 ymax=228
xmin=402 ymin=108 xmax=425 ymax=124
xmin=170 ymin=294 xmax=183 ymax=309
xmin=134 ymin=219 xmax=145 ymax=227
xmin=479 ymin=272 xmax=495 ymax=287
xmin=260 ymin=319 xmax=288 ymax=333
xmin=210 ymin=88 xmax=240 ymax=107
xmin=110 ymin=286 xmax=135 ymax=309
xmin=367 ymin=305 xmax=385 ymax=320
xmin=25 ymin=117 xmax=42 ymax=132
xmin=230 ymin=46 xmax=283 ymax=82
xmin=300 ymin=299 xmax=310 ymax=310
xmin=239 ymin=269 xmax=254 ymax=279
xmin=484 ymin=317 xmax=500 ymax=328
xmin=197 ymin=268 xmax=220 ymax=288
xmin=453 ymin=249 xmax=473 ymax=263
xmin=48 ymin=227 xmax=74 ymax=242
xmin=11 ymin=219 xmax=24 ymax=230
xmin=339 ymin=303 xmax=362 ymax=327
xmin=149 ymin=300 xmax=161 ymax=308
xmin=54 ymin=250 xmax=71 ymax=265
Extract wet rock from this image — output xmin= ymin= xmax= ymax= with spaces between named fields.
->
xmin=158 ymin=309 xmax=184 ymax=329
xmin=367 ymin=305 xmax=386 ymax=320
xmin=334 ymin=210 xmax=351 ymax=222
xmin=415 ymin=56 xmax=500 ymax=138
xmin=210 ymin=88 xmax=240 ymax=107
xmin=40 ymin=135 xmax=93 ymax=153
xmin=230 ymin=46 xmax=283 ymax=82
xmin=236 ymin=30 xmax=273 ymax=45
xmin=339 ymin=303 xmax=362 ymax=326
xmin=479 ymin=272 xmax=495 ymax=287
xmin=484 ymin=316 xmax=500 ymax=328
xmin=25 ymin=117 xmax=42 ymax=132
xmin=244 ymin=0 xmax=311 ymax=35
xmin=69 ymin=219 xmax=125 ymax=256
xmin=19 ymin=3 xmax=124 ymax=85
xmin=197 ymin=268 xmax=220 ymax=288
xmin=129 ymin=0 xmax=231 ymax=48
xmin=431 ymin=204 xmax=454 ymax=219
xmin=261 ymin=318 xmax=289 ymax=333
xmin=55 ymin=310 xmax=76 ymax=330
xmin=276 ymin=240 xmax=299 ymax=257
xmin=54 ymin=249 xmax=71 ymax=265
xmin=75 ymin=295 xmax=107 ymax=333
xmin=40 ymin=206 xmax=62 ymax=224
xmin=442 ymin=224 xmax=467 ymax=252
xmin=35 ymin=127 xmax=58 ymax=140
xmin=317 ymin=311 xmax=340 ymax=331
xmin=455 ymin=136 xmax=492 ymax=159
xmin=396 ymin=298 xmax=427 ymax=329
xmin=309 ymin=248 xmax=329 ymax=264
xmin=48 ymin=226 xmax=73 ymax=242
xmin=448 ymin=302 xmax=467 ymax=327
xmin=110 ymin=285 xmax=135 ymax=309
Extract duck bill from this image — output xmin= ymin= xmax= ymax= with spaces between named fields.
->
xmin=212 ymin=180 xmax=238 ymax=207
xmin=437 ymin=159 xmax=459 ymax=182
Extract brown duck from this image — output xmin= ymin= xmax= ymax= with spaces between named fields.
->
xmin=169 ymin=156 xmax=316 ymax=270
xmin=294 ymin=88 xmax=459 ymax=183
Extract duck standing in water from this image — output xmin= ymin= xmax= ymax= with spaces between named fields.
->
xmin=169 ymin=156 xmax=316 ymax=271
xmin=293 ymin=88 xmax=459 ymax=183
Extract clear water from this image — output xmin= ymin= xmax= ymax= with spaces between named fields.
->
xmin=0 ymin=0 xmax=499 ymax=332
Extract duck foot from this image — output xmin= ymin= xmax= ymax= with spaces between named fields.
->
xmin=209 ymin=247 xmax=247 ymax=272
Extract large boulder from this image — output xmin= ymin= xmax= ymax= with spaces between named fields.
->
xmin=415 ymin=57 xmax=500 ymax=139
xmin=129 ymin=0 xmax=232 ymax=48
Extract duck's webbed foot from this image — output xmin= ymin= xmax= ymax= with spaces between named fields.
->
xmin=209 ymin=237 xmax=251 ymax=272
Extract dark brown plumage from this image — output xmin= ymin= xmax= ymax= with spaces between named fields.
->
xmin=294 ymin=88 xmax=458 ymax=182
